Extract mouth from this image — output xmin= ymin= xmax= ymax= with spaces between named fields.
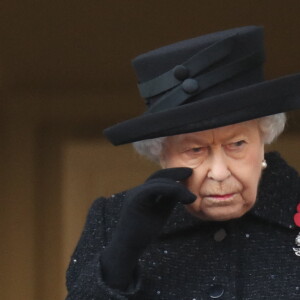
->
xmin=202 ymin=193 xmax=237 ymax=205
xmin=207 ymin=193 xmax=235 ymax=199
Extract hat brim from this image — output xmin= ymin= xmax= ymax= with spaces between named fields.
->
xmin=104 ymin=73 xmax=300 ymax=145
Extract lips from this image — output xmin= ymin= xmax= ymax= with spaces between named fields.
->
xmin=202 ymin=193 xmax=237 ymax=206
xmin=207 ymin=193 xmax=235 ymax=200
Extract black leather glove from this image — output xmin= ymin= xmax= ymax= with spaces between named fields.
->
xmin=100 ymin=167 xmax=196 ymax=290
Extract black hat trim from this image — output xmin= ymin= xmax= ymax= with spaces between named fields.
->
xmin=147 ymin=50 xmax=265 ymax=113
xmin=138 ymin=36 xmax=234 ymax=98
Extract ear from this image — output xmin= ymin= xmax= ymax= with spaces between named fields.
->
xmin=261 ymin=140 xmax=265 ymax=160
xmin=258 ymin=124 xmax=265 ymax=160
xmin=159 ymin=143 xmax=167 ymax=169
xmin=159 ymin=153 xmax=166 ymax=169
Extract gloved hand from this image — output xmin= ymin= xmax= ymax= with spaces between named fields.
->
xmin=100 ymin=167 xmax=196 ymax=290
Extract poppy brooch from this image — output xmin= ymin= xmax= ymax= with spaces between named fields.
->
xmin=293 ymin=203 xmax=300 ymax=256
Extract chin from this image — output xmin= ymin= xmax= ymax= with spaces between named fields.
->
xmin=206 ymin=211 xmax=244 ymax=221
xmin=187 ymin=204 xmax=251 ymax=221
xmin=186 ymin=194 xmax=256 ymax=221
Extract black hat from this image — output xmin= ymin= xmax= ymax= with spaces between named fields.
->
xmin=104 ymin=26 xmax=300 ymax=145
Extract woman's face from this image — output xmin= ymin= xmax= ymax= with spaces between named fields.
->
xmin=161 ymin=120 xmax=265 ymax=221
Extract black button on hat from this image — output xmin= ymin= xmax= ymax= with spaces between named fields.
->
xmin=182 ymin=78 xmax=199 ymax=94
xmin=173 ymin=65 xmax=189 ymax=80
xmin=208 ymin=284 xmax=224 ymax=298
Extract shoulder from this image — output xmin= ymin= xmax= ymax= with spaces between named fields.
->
xmin=265 ymin=151 xmax=299 ymax=174
xmin=253 ymin=151 xmax=300 ymax=228
xmin=264 ymin=151 xmax=299 ymax=184
xmin=70 ymin=191 xmax=128 ymax=253
xmin=86 ymin=191 xmax=127 ymax=229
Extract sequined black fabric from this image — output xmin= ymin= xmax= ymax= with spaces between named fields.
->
xmin=66 ymin=152 xmax=300 ymax=300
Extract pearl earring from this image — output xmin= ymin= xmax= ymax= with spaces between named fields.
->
xmin=262 ymin=159 xmax=267 ymax=169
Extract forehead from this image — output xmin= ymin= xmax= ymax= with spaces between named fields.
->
xmin=167 ymin=120 xmax=260 ymax=144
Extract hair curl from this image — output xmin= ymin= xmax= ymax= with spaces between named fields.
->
xmin=133 ymin=113 xmax=286 ymax=163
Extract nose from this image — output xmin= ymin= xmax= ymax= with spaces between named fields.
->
xmin=207 ymin=151 xmax=231 ymax=182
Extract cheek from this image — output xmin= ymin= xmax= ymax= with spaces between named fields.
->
xmin=161 ymin=151 xmax=191 ymax=168
xmin=163 ymin=156 xmax=207 ymax=194
xmin=185 ymin=169 xmax=207 ymax=196
xmin=235 ymin=148 xmax=263 ymax=202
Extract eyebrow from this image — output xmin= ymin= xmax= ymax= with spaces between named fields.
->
xmin=178 ymin=129 xmax=250 ymax=145
xmin=219 ymin=132 xmax=248 ymax=142
xmin=178 ymin=135 xmax=211 ymax=145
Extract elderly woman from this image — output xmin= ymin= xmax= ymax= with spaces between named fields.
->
xmin=66 ymin=26 xmax=300 ymax=300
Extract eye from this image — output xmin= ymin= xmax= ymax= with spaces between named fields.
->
xmin=190 ymin=147 xmax=203 ymax=153
xmin=227 ymin=140 xmax=246 ymax=150
xmin=233 ymin=140 xmax=246 ymax=147
xmin=184 ymin=146 xmax=205 ymax=156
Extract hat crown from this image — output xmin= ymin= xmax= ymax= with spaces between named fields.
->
xmin=132 ymin=26 xmax=265 ymax=110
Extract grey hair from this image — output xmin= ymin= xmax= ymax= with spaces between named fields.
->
xmin=259 ymin=113 xmax=286 ymax=144
xmin=133 ymin=136 xmax=167 ymax=163
xmin=133 ymin=113 xmax=286 ymax=163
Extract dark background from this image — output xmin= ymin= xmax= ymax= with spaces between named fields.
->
xmin=1 ymin=1 xmax=300 ymax=299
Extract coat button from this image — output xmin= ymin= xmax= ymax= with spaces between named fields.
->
xmin=208 ymin=284 xmax=224 ymax=298
xmin=214 ymin=228 xmax=227 ymax=242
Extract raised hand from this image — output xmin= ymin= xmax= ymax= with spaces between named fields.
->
xmin=101 ymin=167 xmax=196 ymax=290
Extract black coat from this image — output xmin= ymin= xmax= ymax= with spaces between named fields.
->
xmin=66 ymin=152 xmax=300 ymax=300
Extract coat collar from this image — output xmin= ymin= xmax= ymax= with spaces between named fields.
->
xmin=249 ymin=151 xmax=300 ymax=229
xmin=162 ymin=152 xmax=300 ymax=235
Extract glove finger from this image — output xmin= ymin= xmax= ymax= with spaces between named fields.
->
xmin=146 ymin=167 xmax=193 ymax=182
xmin=166 ymin=182 xmax=196 ymax=204
xmin=144 ymin=179 xmax=197 ymax=205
